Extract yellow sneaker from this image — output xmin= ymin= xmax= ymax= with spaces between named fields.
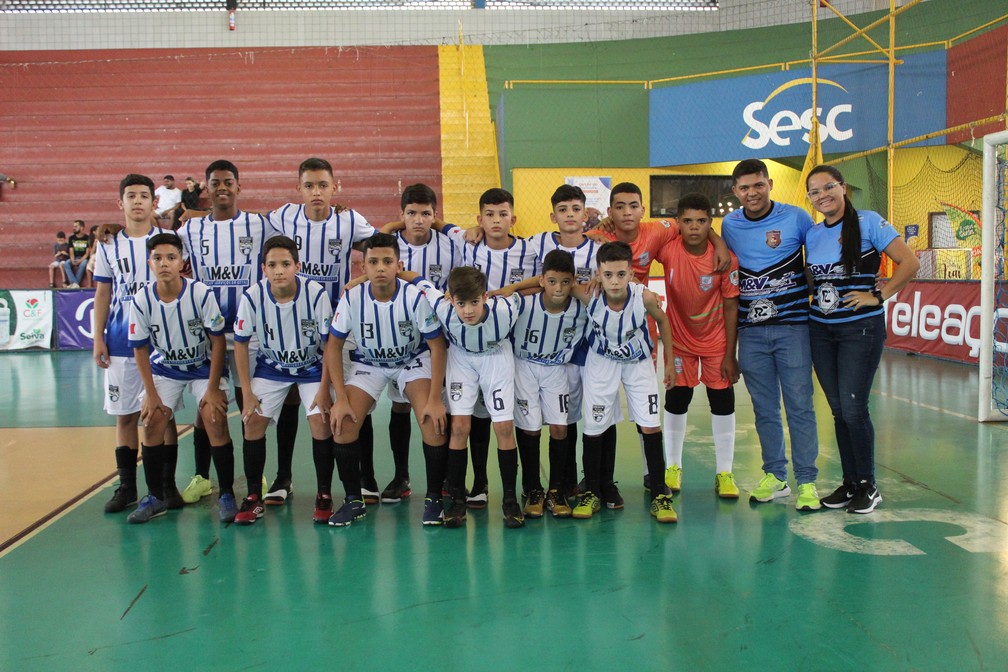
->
xmin=664 ymin=465 xmax=682 ymax=493
xmin=650 ymin=494 xmax=678 ymax=523
xmin=572 ymin=492 xmax=601 ymax=519
xmin=180 ymin=475 xmax=212 ymax=504
xmin=714 ymin=472 xmax=740 ymax=499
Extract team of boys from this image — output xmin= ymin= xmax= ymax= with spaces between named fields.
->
xmin=95 ymin=155 xmax=833 ymax=530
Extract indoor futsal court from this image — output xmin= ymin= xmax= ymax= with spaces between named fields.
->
xmin=2 ymin=349 xmax=1008 ymax=670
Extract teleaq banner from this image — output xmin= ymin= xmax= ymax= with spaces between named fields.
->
xmin=650 ymin=51 xmax=947 ymax=166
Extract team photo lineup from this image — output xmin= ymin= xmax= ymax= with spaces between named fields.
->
xmin=96 ymin=152 xmax=919 ymax=530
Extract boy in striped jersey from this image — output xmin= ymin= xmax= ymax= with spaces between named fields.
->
xmin=126 ymin=234 xmax=233 ymax=523
xmin=456 ymin=188 xmax=538 ymax=510
xmin=232 ymin=236 xmax=334 ymax=526
xmin=411 ymin=265 xmax=525 ymax=529
xmin=510 ymin=250 xmax=588 ymax=518
xmin=94 ymin=174 xmax=180 ymax=515
xmin=569 ymin=241 xmax=679 ymax=524
xmin=326 ymin=233 xmax=449 ymax=527
xmin=269 ymin=158 xmax=381 ymax=504
xmin=178 ymin=160 xmax=301 ymax=510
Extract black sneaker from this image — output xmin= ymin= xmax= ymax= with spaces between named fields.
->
xmin=602 ymin=482 xmax=624 ymax=510
xmin=443 ymin=491 xmax=468 ymax=528
xmin=847 ymin=481 xmax=882 ymax=514
xmin=465 ymin=482 xmax=489 ymax=510
xmin=264 ymin=478 xmax=293 ymax=506
xmin=643 ymin=473 xmax=651 ymax=491
xmin=820 ymin=483 xmax=856 ymax=509
xmin=163 ymin=483 xmax=185 ymax=510
xmin=361 ymin=477 xmax=380 ymax=506
xmin=380 ymin=476 xmax=412 ymax=503
xmin=502 ymin=498 xmax=525 ymax=529
xmin=104 ymin=485 xmax=138 ymax=513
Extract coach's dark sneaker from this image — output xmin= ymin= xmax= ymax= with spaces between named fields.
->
xmin=163 ymin=483 xmax=185 ymax=510
xmin=466 ymin=482 xmax=489 ymax=510
xmin=443 ymin=491 xmax=467 ymax=528
xmin=328 ymin=497 xmax=366 ymax=527
xmin=360 ymin=478 xmax=380 ymax=506
xmin=503 ymin=498 xmax=525 ymax=529
xmin=127 ymin=495 xmax=168 ymax=524
xmin=847 ymin=481 xmax=882 ymax=515
xmin=381 ymin=476 xmax=412 ymax=503
xmin=602 ymin=482 xmax=624 ymax=510
xmin=104 ymin=485 xmax=138 ymax=514
xmin=820 ymin=482 xmax=856 ymax=509
xmin=264 ymin=478 xmax=292 ymax=506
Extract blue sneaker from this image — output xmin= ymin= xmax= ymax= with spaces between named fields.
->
xmin=422 ymin=497 xmax=443 ymax=526
xmin=218 ymin=493 xmax=237 ymax=523
xmin=126 ymin=494 xmax=167 ymax=524
xmin=328 ymin=497 xmax=366 ymax=527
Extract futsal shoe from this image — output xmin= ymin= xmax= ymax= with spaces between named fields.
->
xmin=466 ymin=483 xmax=489 ymax=510
xmin=163 ymin=483 xmax=185 ymax=510
xmin=602 ymin=482 xmax=624 ymax=510
xmin=715 ymin=472 xmax=740 ymax=499
xmin=126 ymin=495 xmax=168 ymax=524
xmin=795 ymin=483 xmax=822 ymax=511
xmin=234 ymin=495 xmax=265 ymax=525
xmin=360 ymin=478 xmax=380 ymax=506
xmin=443 ymin=491 xmax=468 ymax=528
xmin=523 ymin=488 xmax=545 ymax=518
xmin=218 ymin=493 xmax=237 ymax=523
xmin=650 ymin=494 xmax=678 ymax=524
xmin=544 ymin=489 xmax=572 ymax=518
xmin=313 ymin=493 xmax=334 ymax=524
xmin=381 ymin=477 xmax=412 ymax=503
xmin=502 ymin=498 xmax=525 ymax=529
xmin=328 ymin=497 xmax=367 ymax=527
xmin=820 ymin=483 xmax=856 ymax=509
xmin=665 ymin=465 xmax=682 ymax=493
xmin=422 ymin=498 xmax=444 ymax=526
xmin=104 ymin=485 xmax=138 ymax=514
xmin=572 ymin=491 xmax=601 ymax=519
xmin=181 ymin=475 xmax=212 ymax=504
xmin=264 ymin=478 xmax=292 ymax=506
xmin=749 ymin=473 xmax=791 ymax=503
xmin=847 ymin=481 xmax=882 ymax=514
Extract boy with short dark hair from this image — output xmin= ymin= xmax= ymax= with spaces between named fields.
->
xmin=325 ymin=232 xmax=449 ymax=526
xmin=126 ymin=234 xmax=234 ymax=523
xmin=656 ymin=193 xmax=741 ymax=499
xmin=569 ymin=241 xmax=678 ymax=524
xmin=232 ymin=236 xmax=334 ymax=525
xmin=50 ymin=231 xmax=69 ymax=287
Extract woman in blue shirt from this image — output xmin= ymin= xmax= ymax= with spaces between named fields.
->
xmin=805 ymin=165 xmax=919 ymax=514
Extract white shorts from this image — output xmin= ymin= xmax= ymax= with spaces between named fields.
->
xmin=142 ymin=375 xmax=233 ymax=414
xmin=446 ymin=343 xmax=515 ymax=422
xmin=104 ymin=356 xmax=143 ymax=415
xmin=565 ymin=363 xmax=584 ymax=424
xmin=251 ymin=377 xmax=327 ymax=423
xmin=582 ymin=350 xmax=661 ymax=436
xmin=513 ymin=358 xmax=570 ymax=431
xmin=226 ymin=332 xmax=258 ymax=384
xmin=346 ymin=351 xmax=432 ymax=403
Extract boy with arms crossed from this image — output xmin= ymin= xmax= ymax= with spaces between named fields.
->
xmin=127 ymin=234 xmax=233 ymax=522
xmin=94 ymin=174 xmax=180 ymax=515
xmin=569 ymin=241 xmax=678 ymax=523
xmin=232 ymin=236 xmax=334 ymax=525
xmin=326 ymin=233 xmax=449 ymax=526
xmin=656 ymin=193 xmax=742 ymax=499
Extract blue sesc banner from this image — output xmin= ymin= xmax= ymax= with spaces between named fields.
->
xmin=649 ymin=51 xmax=947 ymax=166
xmin=55 ymin=289 xmax=96 ymax=350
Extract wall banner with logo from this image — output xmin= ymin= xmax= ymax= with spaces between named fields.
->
xmin=882 ymin=280 xmax=991 ymax=364
xmin=55 ymin=289 xmax=96 ymax=350
xmin=0 ymin=290 xmax=54 ymax=351
xmin=649 ymin=50 xmax=947 ymax=166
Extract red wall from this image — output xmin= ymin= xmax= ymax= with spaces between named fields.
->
xmin=0 ymin=46 xmax=442 ymax=287
xmin=947 ymin=25 xmax=1008 ymax=144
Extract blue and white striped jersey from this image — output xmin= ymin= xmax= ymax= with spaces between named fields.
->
xmin=330 ymin=278 xmax=441 ymax=368
xmin=585 ymin=283 xmax=654 ymax=362
xmin=512 ymin=294 xmax=588 ymax=366
xmin=93 ymin=226 xmax=175 ymax=357
xmin=128 ymin=278 xmax=227 ymax=380
xmin=527 ymin=232 xmax=600 ymax=285
xmin=178 ymin=211 xmax=278 ymax=332
xmin=234 ymin=277 xmax=332 ymax=382
xmin=396 ymin=227 xmax=462 ymax=291
xmin=269 ymin=204 xmax=375 ymax=306
xmin=456 ymin=234 xmax=540 ymax=291
xmin=418 ymin=279 xmax=519 ymax=355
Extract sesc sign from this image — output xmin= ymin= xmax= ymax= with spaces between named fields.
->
xmin=649 ymin=51 xmax=946 ymax=166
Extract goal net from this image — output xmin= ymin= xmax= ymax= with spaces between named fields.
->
xmin=979 ymin=130 xmax=1008 ymax=422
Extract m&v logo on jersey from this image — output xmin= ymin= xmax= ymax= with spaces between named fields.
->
xmin=238 ymin=236 xmax=254 ymax=257
xmin=398 ymin=320 xmax=414 ymax=337
xmin=187 ymin=318 xmax=203 ymax=336
xmin=327 ymin=238 xmax=343 ymax=257
xmin=300 ymin=319 xmax=316 ymax=337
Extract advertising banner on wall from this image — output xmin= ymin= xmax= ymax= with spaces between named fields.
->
xmin=0 ymin=290 xmax=54 ymax=350
xmin=882 ymin=280 xmax=989 ymax=364
xmin=650 ymin=51 xmax=947 ymax=166
xmin=55 ymin=289 xmax=96 ymax=350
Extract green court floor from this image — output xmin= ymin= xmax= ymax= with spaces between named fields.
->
xmin=1 ymin=350 xmax=1006 ymax=671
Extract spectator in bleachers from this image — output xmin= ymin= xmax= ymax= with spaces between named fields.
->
xmin=175 ymin=176 xmax=206 ymax=230
xmin=49 ymin=231 xmax=70 ymax=288
xmin=154 ymin=175 xmax=183 ymax=228
xmin=63 ymin=219 xmax=90 ymax=288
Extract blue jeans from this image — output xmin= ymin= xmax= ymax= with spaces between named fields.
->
xmin=809 ymin=315 xmax=886 ymax=484
xmin=63 ymin=259 xmax=86 ymax=285
xmin=738 ymin=323 xmax=819 ymax=484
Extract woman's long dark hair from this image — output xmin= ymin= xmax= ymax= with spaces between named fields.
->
xmin=807 ymin=164 xmax=861 ymax=276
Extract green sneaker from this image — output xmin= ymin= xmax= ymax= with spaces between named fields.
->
xmin=664 ymin=465 xmax=682 ymax=493
xmin=795 ymin=483 xmax=822 ymax=511
xmin=572 ymin=491 xmax=601 ymax=519
xmin=715 ymin=472 xmax=740 ymax=499
xmin=749 ymin=472 xmax=791 ymax=503
xmin=181 ymin=475 xmax=212 ymax=504
xmin=649 ymin=494 xmax=678 ymax=523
